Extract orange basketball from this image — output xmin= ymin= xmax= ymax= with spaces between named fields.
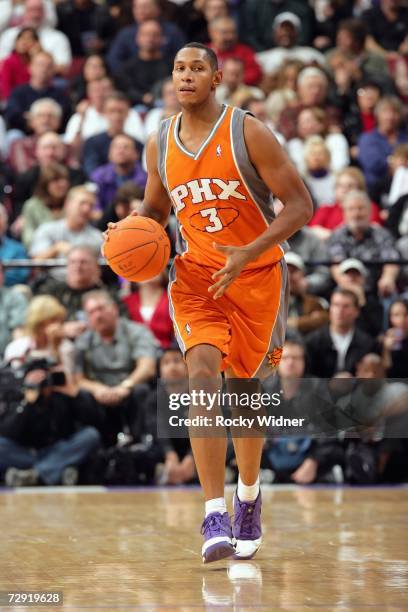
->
xmin=104 ymin=216 xmax=171 ymax=282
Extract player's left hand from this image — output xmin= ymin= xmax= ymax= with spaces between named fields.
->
xmin=208 ymin=243 xmax=252 ymax=299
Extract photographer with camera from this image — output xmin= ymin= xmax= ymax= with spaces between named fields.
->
xmin=0 ymin=358 xmax=101 ymax=487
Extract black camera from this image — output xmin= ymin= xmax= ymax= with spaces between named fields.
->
xmin=22 ymin=357 xmax=67 ymax=390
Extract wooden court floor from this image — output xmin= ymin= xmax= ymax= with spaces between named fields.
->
xmin=0 ymin=485 xmax=407 ymax=611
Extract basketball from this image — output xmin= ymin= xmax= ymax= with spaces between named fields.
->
xmin=104 ymin=215 xmax=171 ymax=282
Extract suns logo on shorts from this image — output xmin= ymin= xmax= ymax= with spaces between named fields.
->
xmin=267 ymin=347 xmax=283 ymax=370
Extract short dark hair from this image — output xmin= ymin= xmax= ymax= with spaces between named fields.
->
xmin=338 ymin=18 xmax=367 ymax=50
xmin=331 ymin=287 xmax=360 ymax=309
xmin=178 ymin=42 xmax=218 ymax=71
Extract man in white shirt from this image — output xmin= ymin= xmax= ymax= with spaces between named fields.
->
xmin=0 ymin=0 xmax=72 ymax=73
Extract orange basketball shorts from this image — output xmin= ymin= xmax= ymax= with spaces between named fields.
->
xmin=168 ymin=256 xmax=289 ymax=378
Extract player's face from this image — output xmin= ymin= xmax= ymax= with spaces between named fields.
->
xmin=173 ymin=49 xmax=221 ymax=108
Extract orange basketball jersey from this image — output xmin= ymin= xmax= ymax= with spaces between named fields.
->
xmin=157 ymin=105 xmax=286 ymax=269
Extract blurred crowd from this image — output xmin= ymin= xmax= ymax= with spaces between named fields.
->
xmin=0 ymin=0 xmax=408 ymax=487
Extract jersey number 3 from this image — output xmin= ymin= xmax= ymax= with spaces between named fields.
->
xmin=200 ymin=207 xmax=223 ymax=233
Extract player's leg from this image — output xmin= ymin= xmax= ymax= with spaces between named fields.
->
xmin=186 ymin=344 xmax=235 ymax=563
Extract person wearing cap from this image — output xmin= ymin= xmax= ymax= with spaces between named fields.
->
xmin=329 ymin=190 xmax=400 ymax=297
xmin=256 ymin=12 xmax=327 ymax=78
xmin=285 ymin=251 xmax=329 ymax=336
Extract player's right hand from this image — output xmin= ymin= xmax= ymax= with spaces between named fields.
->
xmin=101 ymin=212 xmax=139 ymax=255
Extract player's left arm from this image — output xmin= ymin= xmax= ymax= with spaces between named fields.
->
xmin=209 ymin=115 xmax=313 ymax=299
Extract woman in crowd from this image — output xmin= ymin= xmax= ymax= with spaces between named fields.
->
xmin=382 ymin=299 xmax=408 ymax=378
xmin=0 ymin=27 xmax=40 ymax=101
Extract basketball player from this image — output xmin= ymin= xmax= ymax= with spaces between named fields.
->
xmin=103 ymin=43 xmax=313 ymax=563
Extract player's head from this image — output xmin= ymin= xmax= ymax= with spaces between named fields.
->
xmin=173 ymin=43 xmax=221 ymax=108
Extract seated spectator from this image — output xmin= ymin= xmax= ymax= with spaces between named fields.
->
xmin=21 ymin=162 xmax=69 ymax=248
xmin=278 ymin=67 xmax=342 ymax=141
xmin=382 ymin=299 xmax=408 ymax=378
xmin=288 ymin=107 xmax=350 ymax=175
xmin=287 ymin=226 xmax=331 ymax=296
xmin=208 ymin=16 xmax=262 ymax=86
xmin=374 ymin=143 xmax=408 ymax=211
xmin=309 ymin=167 xmax=383 ymax=242
xmin=256 ymin=12 xmax=326 ymax=79
xmin=35 ymin=245 xmax=123 ymax=339
xmin=0 ymin=203 xmax=29 ymax=287
xmin=68 ymin=53 xmax=110 ymax=107
xmin=0 ymin=364 xmax=101 ymax=487
xmin=0 ymin=27 xmax=40 ymax=101
xmin=397 ymin=232 xmax=408 ymax=292
xmin=123 ymin=272 xmax=174 ymax=349
xmin=144 ymin=78 xmax=180 ymax=139
xmin=81 ymin=92 xmax=144 ymax=177
xmin=303 ymin=136 xmax=336 ymax=206
xmin=75 ymin=289 xmax=157 ymax=446
xmin=0 ymin=0 xmax=72 ymax=74
xmin=216 ymin=57 xmax=264 ymax=108
xmin=12 ymin=131 xmax=85 ymax=220
xmin=4 ymin=295 xmax=75 ymax=380
xmin=107 ymin=0 xmax=186 ymax=73
xmin=0 ymin=0 xmax=56 ymax=33
xmin=116 ymin=20 xmax=173 ymax=108
xmin=363 ymin=0 xmax=408 ymax=59
xmin=29 ymin=186 xmax=102 ymax=279
xmin=285 ymin=252 xmax=329 ymax=337
xmin=97 ymin=182 xmax=143 ymax=230
xmin=91 ymin=134 xmax=147 ymax=213
xmin=178 ymin=0 xmax=229 ymax=45
xmin=335 ymin=258 xmax=384 ymax=338
xmin=0 ymin=262 xmax=28 ymax=358
xmin=306 ymin=288 xmax=377 ymax=377
xmin=56 ymin=0 xmax=105 ymax=58
xmin=329 ymin=190 xmax=400 ymax=297
xmin=146 ymin=345 xmax=195 ymax=485
xmin=358 ymin=96 xmax=408 ymax=198
xmin=343 ymin=78 xmax=382 ymax=154
xmin=4 ymin=50 xmax=71 ymax=133
xmin=242 ymin=97 xmax=285 ymax=145
xmin=7 ymin=98 xmax=65 ymax=174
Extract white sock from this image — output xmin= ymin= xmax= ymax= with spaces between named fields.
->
xmin=205 ymin=497 xmax=227 ymax=517
xmin=237 ymin=475 xmax=260 ymax=502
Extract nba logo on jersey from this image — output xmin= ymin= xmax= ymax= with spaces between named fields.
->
xmin=185 ymin=322 xmax=191 ymax=335
xmin=216 ymin=144 xmax=222 ymax=157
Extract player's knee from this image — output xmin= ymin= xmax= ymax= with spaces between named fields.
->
xmin=186 ymin=346 xmax=222 ymax=379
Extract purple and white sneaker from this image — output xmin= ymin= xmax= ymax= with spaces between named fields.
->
xmin=201 ymin=512 xmax=235 ymax=563
xmin=232 ymin=491 xmax=262 ymax=559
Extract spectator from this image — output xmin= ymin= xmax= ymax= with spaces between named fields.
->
xmin=97 ymin=181 xmax=144 ymax=230
xmin=287 ymin=226 xmax=331 ymax=296
xmin=0 ymin=262 xmax=28 ymax=358
xmin=208 ymin=15 xmax=262 ymax=86
xmin=382 ymin=299 xmax=408 ymax=378
xmin=363 ymin=0 xmax=408 ymax=59
xmin=56 ymin=0 xmax=105 ymax=58
xmin=0 ymin=203 xmax=29 ymax=287
xmin=4 ymin=51 xmax=71 ymax=133
xmin=106 ymin=0 xmax=186 ymax=73
xmin=342 ymin=78 xmax=382 ymax=154
xmin=0 ymin=27 xmax=40 ymax=101
xmin=144 ymin=78 xmax=180 ymax=139
xmin=306 ymin=288 xmax=377 ymax=377
xmin=303 ymin=136 xmax=336 ymax=207
xmin=29 ymin=186 xmax=102 ymax=277
xmin=91 ymin=134 xmax=147 ymax=213
xmin=4 ymin=295 xmax=75 ymax=379
xmin=12 ymin=131 xmax=85 ymax=220
xmin=81 ymin=92 xmax=144 ymax=177
xmin=256 ymin=12 xmax=326 ymax=79
xmin=278 ymin=67 xmax=341 ymax=141
xmin=0 ymin=0 xmax=72 ymax=73
xmin=75 ymin=289 xmax=157 ymax=446
xmin=377 ymin=143 xmax=408 ymax=213
xmin=240 ymin=0 xmax=316 ymax=51
xmin=21 ymin=162 xmax=70 ymax=248
xmin=0 ymin=365 xmax=101 ymax=487
xmin=335 ymin=258 xmax=384 ymax=338
xmin=285 ymin=251 xmax=328 ymax=336
xmin=68 ymin=53 xmax=110 ymax=106
xmin=288 ymin=107 xmax=350 ymax=175
xmin=35 ymin=244 xmax=123 ymax=339
xmin=242 ymin=97 xmax=285 ymax=145
xmin=7 ymin=98 xmax=64 ymax=174
xmin=123 ymin=271 xmax=174 ymax=349
xmin=179 ymin=0 xmax=229 ymax=44
xmin=215 ymin=57 xmax=264 ymax=107
xmin=358 ymin=96 xmax=408 ymax=197
xmin=329 ymin=190 xmax=400 ymax=296
xmin=0 ymin=0 xmax=56 ymax=33
xmin=310 ymin=167 xmax=383 ymax=242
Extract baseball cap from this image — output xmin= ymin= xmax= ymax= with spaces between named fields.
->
xmin=338 ymin=258 xmax=367 ymax=276
xmin=285 ymin=251 xmax=305 ymax=271
xmin=273 ymin=12 xmax=301 ymax=31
